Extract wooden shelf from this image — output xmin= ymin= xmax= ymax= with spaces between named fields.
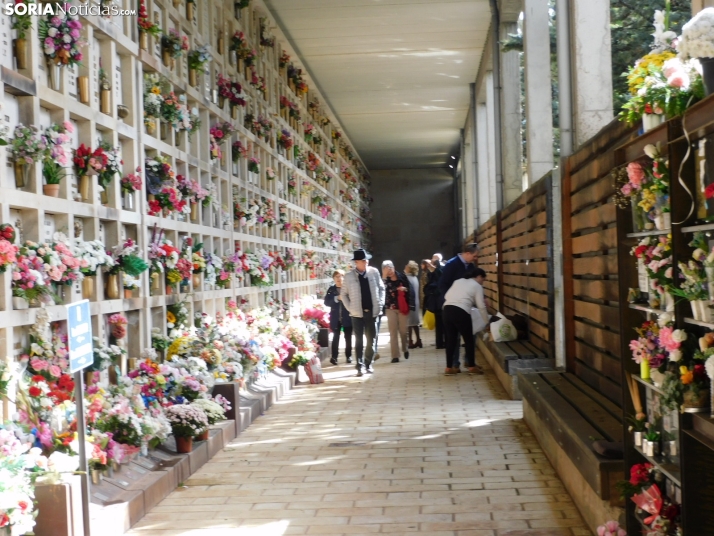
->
xmin=629 ymin=303 xmax=666 ymax=315
xmin=632 ymin=373 xmax=666 ymax=396
xmin=626 ymin=229 xmax=671 ymax=238
xmin=681 ymin=223 xmax=714 ymax=234
xmin=684 ymin=317 xmax=714 ymax=329
xmin=633 ymin=445 xmax=682 ymax=486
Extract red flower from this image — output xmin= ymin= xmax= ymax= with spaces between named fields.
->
xmin=706 ymin=183 xmax=714 ymax=200
xmin=31 ymin=374 xmax=45 ymax=383
xmin=0 ymin=514 xmax=9 ymax=527
xmin=629 ymin=462 xmax=653 ymax=486
xmin=28 ymin=386 xmax=42 ymax=397
xmin=58 ymin=375 xmax=75 ymax=392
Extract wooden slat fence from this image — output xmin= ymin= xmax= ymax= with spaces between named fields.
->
xmin=562 ymin=120 xmax=639 ymax=406
xmin=475 ymin=214 xmax=500 ymax=313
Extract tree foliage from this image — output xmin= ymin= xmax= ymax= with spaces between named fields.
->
xmin=610 ymin=0 xmax=691 ymax=111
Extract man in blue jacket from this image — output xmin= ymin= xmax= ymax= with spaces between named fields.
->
xmin=438 ymin=243 xmax=479 ymax=370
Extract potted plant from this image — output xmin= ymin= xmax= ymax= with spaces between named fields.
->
xmin=73 ymin=144 xmax=108 ymax=202
xmin=98 ymin=143 xmax=122 ymax=205
xmin=248 ymin=156 xmax=260 ymax=175
xmin=12 ymin=255 xmax=52 ymax=308
xmin=123 ymin=273 xmax=139 ymax=299
xmin=191 ymin=246 xmax=206 ymax=288
xmin=107 ymin=239 xmax=149 ymax=300
xmin=120 ymin=167 xmax=142 ymax=211
xmin=642 ymin=429 xmax=660 ymax=457
xmin=38 ymin=9 xmax=85 ymax=91
xmin=187 ymin=44 xmax=211 ymax=88
xmin=11 ymin=0 xmax=33 ymax=69
xmin=234 ymin=0 xmax=250 ymax=20
xmin=190 ymin=398 xmax=227 ymax=440
xmin=10 ymin=124 xmax=46 ymax=189
xmin=164 ymin=404 xmax=209 ymax=453
xmin=627 ymin=414 xmax=648 ymax=447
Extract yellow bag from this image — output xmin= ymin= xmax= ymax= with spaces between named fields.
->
xmin=423 ymin=310 xmax=435 ymax=330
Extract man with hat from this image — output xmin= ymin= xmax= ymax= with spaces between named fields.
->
xmin=341 ymin=248 xmax=385 ymax=376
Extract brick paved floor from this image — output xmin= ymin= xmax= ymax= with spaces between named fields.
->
xmin=127 ymin=329 xmax=591 ymax=536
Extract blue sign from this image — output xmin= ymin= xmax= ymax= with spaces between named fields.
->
xmin=67 ymin=300 xmax=93 ymax=373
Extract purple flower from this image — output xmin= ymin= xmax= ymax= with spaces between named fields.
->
xmin=44 ymin=37 xmax=55 ymax=47
xmin=51 ymin=16 xmax=62 ymax=26
xmin=70 ymin=29 xmax=80 ymax=39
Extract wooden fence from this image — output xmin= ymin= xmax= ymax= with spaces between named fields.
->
xmin=475 ymin=214 xmax=500 ymax=313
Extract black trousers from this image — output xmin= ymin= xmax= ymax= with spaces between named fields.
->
xmin=433 ymin=309 xmax=445 ymax=348
xmin=331 ymin=324 xmax=353 ymax=359
xmin=443 ymin=305 xmax=475 ymax=368
xmin=352 ymin=312 xmax=376 ymax=370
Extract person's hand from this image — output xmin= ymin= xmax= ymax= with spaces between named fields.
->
xmin=335 ymin=295 xmax=341 ymax=301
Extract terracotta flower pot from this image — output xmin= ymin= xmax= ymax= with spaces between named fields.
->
xmin=175 ymin=435 xmax=193 ymax=453
xmin=197 ymin=429 xmax=209 ymax=441
xmin=43 ymin=184 xmax=60 ymax=197
xmin=124 ymin=288 xmax=133 ymax=299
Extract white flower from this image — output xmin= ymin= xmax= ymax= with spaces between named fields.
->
xmin=657 ymin=312 xmax=673 ymax=327
xmin=643 ymin=144 xmax=659 ymax=159
xmin=672 ymin=329 xmax=687 ymax=344
xmin=706 ymin=355 xmax=714 ymax=380
xmin=668 ymin=349 xmax=682 ymax=362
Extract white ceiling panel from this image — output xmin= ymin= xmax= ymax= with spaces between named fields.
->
xmin=265 ymin=0 xmax=490 ymax=170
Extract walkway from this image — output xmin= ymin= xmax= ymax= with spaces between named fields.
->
xmin=128 ymin=330 xmax=590 ymax=536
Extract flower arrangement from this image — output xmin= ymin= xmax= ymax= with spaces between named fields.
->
xmin=76 ymin=240 xmax=115 ymax=276
xmin=620 ymin=8 xmax=704 ymax=124
xmin=229 ymin=30 xmax=247 ymax=54
xmin=108 ymin=239 xmax=149 ymax=277
xmin=164 ymin=404 xmax=208 ymax=438
xmin=678 ymin=8 xmax=714 ymax=60
xmin=137 ymin=0 xmax=161 ymax=38
xmin=287 ymin=173 xmax=298 ymax=196
xmin=216 ymin=74 xmax=246 ymax=107
xmin=143 ymin=75 xmax=164 ymax=126
xmin=161 ymin=28 xmax=189 ymax=59
xmin=277 ymin=130 xmax=294 ymax=152
xmin=108 ymin=313 xmax=128 ymax=340
xmin=259 ymin=18 xmax=275 ymax=48
xmin=187 ymin=44 xmax=211 ymax=73
xmin=232 ymin=140 xmax=248 ymax=163
xmin=98 ymin=143 xmax=123 ymax=194
xmin=210 ymin=122 xmax=236 ymax=144
xmin=11 ymin=0 xmax=34 ymax=40
xmin=38 ymin=6 xmax=85 ymax=67
xmin=121 ymin=167 xmax=143 ymax=195
xmin=10 ymin=125 xmax=47 ymax=166
xmin=40 ymin=122 xmax=73 ymax=186
xmin=190 ymin=398 xmax=225 ymax=425
xmin=248 ymin=157 xmax=260 ymax=174
xmin=73 ymin=144 xmax=108 ymax=179
xmin=266 ymin=167 xmax=276 ymax=180
xmin=279 ymin=51 xmax=290 ymax=70
xmin=596 ymin=521 xmax=626 ymax=536
xmin=631 ymin=234 xmax=673 ymax=306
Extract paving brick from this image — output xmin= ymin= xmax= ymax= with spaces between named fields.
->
xmin=126 ymin=331 xmax=588 ymax=536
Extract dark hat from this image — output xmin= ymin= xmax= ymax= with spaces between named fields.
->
xmin=352 ymin=248 xmax=372 ymax=261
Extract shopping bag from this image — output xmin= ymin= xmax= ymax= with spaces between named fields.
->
xmin=423 ymin=310 xmax=436 ymax=330
xmin=305 ymin=355 xmax=325 ymax=384
xmin=470 ymin=308 xmax=487 ymax=334
xmin=491 ymin=313 xmax=517 ymax=342
xmin=397 ymin=287 xmax=410 ymax=315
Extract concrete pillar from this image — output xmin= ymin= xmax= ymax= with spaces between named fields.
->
xmin=523 ymin=0 xmax=554 ymax=187
xmin=500 ymin=21 xmax=524 ymax=205
xmin=476 ymin=101 xmax=492 ymax=225
xmin=570 ymin=0 xmax=613 ymax=146
xmin=485 ymin=72 xmax=499 ymax=218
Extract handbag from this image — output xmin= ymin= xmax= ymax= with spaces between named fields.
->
xmin=397 ymin=287 xmax=410 ymax=315
xmin=471 ymin=308 xmax=487 ymax=334
xmin=423 ymin=310 xmax=436 ymax=330
xmin=305 ymin=355 xmax=325 ymax=384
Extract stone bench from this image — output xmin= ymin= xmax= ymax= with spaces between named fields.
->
xmin=477 ymin=337 xmax=554 ymax=399
xmin=519 ymin=371 xmax=624 ymax=533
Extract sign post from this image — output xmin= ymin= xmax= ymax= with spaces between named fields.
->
xmin=67 ymin=300 xmax=93 ymax=536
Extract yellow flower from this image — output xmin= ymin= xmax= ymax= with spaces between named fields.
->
xmin=680 ymin=366 xmax=694 ymax=385
xmin=627 ymin=51 xmax=675 ymax=93
xmin=167 ymin=311 xmax=176 ymax=324
xmin=166 ymin=337 xmax=188 ymax=359
xmin=156 ymin=374 xmax=166 ymax=385
xmin=151 ymin=86 xmax=161 ymax=94
xmin=638 ymin=188 xmax=656 ymax=213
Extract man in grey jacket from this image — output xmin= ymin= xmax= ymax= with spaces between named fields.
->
xmin=341 ymin=249 xmax=385 ymax=376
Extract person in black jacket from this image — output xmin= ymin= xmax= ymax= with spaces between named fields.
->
xmin=437 ymin=243 xmax=479 ymax=369
xmin=324 ymin=270 xmax=353 ymax=366
xmin=423 ymin=260 xmax=445 ymax=349
xmin=382 ymin=260 xmax=415 ymax=363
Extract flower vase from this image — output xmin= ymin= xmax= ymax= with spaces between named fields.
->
xmin=14 ymin=159 xmax=31 ymax=189
xmin=633 ymin=431 xmax=644 ymax=447
xmin=175 ymin=435 xmax=193 ymax=453
xmin=663 ymin=292 xmax=674 ymax=313
xmin=124 ymin=288 xmax=133 ymax=299
xmin=12 ymin=297 xmax=29 ymax=310
xmin=162 ymin=48 xmax=171 ymax=67
xmin=123 ymin=191 xmax=134 ymax=211
xmin=14 ymin=37 xmax=27 ymax=69
xmin=47 ymin=62 xmax=62 ymax=91
xmin=692 ymin=300 xmax=702 ymax=321
xmin=640 ymin=359 xmax=651 ymax=381
xmin=701 ymin=57 xmax=714 ymax=97
xmin=707 ymin=267 xmax=714 ymax=303
xmin=197 ymin=429 xmax=209 ymax=441
xmin=100 ymin=89 xmax=111 ymax=115
xmin=90 ymin=468 xmax=102 ymax=485
xmin=192 ymin=273 xmax=202 ymax=289
xmin=642 ymin=113 xmax=665 ymax=132
xmin=146 ymin=121 xmax=157 ymax=136
xmin=43 ymin=184 xmax=60 ymax=197
xmin=186 ymin=1 xmax=194 ymax=20
xmin=231 ymin=105 xmax=238 ymax=120
xmin=102 ymin=464 xmax=114 ymax=479
xmin=703 ymin=302 xmax=714 ymax=323
xmin=151 ymin=272 xmax=161 ymax=294
xmin=106 ymin=273 xmax=120 ymax=299
xmin=78 ymin=75 xmax=90 ymax=104
xmin=189 ymin=68 xmax=198 ymax=88
xmin=100 ymin=188 xmax=109 ymax=206
xmin=166 ymin=284 xmax=174 ymax=295
xmin=82 ymin=276 xmax=95 ymax=300
xmin=139 ymin=31 xmax=149 ymax=51
xmin=683 ymin=388 xmax=710 ymax=413
xmin=79 ymin=174 xmax=91 ymax=201
xmin=160 ymin=121 xmax=170 ymax=141
xmin=190 ymin=202 xmax=198 ymax=222
xmin=643 ymin=439 xmax=659 ymax=457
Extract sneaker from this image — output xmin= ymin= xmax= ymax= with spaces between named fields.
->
xmin=356 ymin=369 xmax=364 ymax=377
xmin=444 ymin=368 xmax=456 ymax=376
xmin=468 ymin=366 xmax=485 ymax=375
xmin=366 ymin=365 xmax=374 ymax=374
xmin=346 ymin=357 xmax=353 ymax=364
xmin=391 ymin=358 xmax=400 ymax=363
xmin=330 ymin=358 xmax=338 ymax=366
xmin=404 ymin=351 xmax=409 ymax=360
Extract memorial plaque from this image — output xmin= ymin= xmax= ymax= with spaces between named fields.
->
xmin=0 ymin=16 xmax=12 ymax=69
